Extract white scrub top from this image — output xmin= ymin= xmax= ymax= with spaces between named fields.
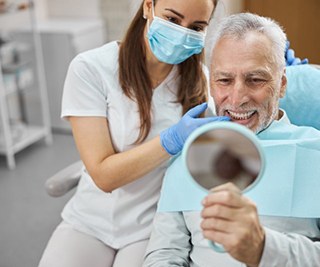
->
xmin=60 ymin=41 xmax=185 ymax=248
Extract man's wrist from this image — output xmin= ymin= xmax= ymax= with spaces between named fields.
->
xmin=247 ymin=227 xmax=265 ymax=267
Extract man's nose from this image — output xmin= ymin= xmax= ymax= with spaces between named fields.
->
xmin=229 ymin=81 xmax=249 ymax=107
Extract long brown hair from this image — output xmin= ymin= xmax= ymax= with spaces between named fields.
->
xmin=119 ymin=0 xmax=218 ymax=143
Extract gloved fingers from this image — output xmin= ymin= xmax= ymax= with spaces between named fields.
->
xmin=286 ymin=49 xmax=295 ymax=65
xmin=285 ymin=40 xmax=290 ymax=51
xmin=285 ymin=42 xmax=309 ymax=66
xmin=185 ymin=103 xmax=208 ymax=118
xmin=291 ymin=57 xmax=302 ymax=66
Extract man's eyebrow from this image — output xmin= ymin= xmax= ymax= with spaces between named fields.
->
xmin=213 ymin=71 xmax=234 ymax=77
xmin=245 ymin=70 xmax=271 ymax=77
xmin=164 ymin=8 xmax=209 ymax=25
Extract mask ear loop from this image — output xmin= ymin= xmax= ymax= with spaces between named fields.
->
xmin=151 ymin=0 xmax=155 ymax=18
xmin=146 ymin=0 xmax=155 ymax=32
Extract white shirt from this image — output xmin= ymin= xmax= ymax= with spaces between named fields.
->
xmin=60 ymin=41 xmax=185 ymax=248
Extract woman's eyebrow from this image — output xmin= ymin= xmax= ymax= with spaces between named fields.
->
xmin=194 ymin=20 xmax=209 ymax=25
xmin=164 ymin=8 xmax=209 ymax=25
xmin=164 ymin=8 xmax=184 ymax=18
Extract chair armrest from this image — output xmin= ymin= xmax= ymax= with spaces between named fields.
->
xmin=45 ymin=160 xmax=83 ymax=197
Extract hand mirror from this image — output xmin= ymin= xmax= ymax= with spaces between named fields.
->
xmin=182 ymin=121 xmax=265 ymax=252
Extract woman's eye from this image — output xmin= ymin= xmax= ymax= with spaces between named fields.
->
xmin=191 ymin=25 xmax=204 ymax=32
xmin=166 ymin=16 xmax=179 ymax=24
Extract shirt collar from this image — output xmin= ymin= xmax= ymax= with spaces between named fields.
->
xmin=278 ymin=108 xmax=290 ymax=125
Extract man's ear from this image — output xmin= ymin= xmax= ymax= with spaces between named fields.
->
xmin=143 ymin=0 xmax=153 ymax=20
xmin=279 ymin=68 xmax=287 ymax=98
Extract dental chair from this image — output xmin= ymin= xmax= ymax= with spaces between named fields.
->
xmin=45 ymin=64 xmax=320 ymax=198
xmin=45 ymin=160 xmax=83 ymax=197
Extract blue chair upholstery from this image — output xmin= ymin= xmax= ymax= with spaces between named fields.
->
xmin=280 ymin=65 xmax=320 ymax=130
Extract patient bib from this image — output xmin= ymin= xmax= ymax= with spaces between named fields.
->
xmin=158 ymin=119 xmax=320 ymax=218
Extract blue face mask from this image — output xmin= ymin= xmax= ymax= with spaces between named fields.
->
xmin=147 ymin=3 xmax=206 ymax=65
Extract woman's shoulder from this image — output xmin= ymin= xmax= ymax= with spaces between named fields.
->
xmin=71 ymin=41 xmax=119 ymax=73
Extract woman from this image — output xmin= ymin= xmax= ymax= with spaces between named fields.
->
xmin=39 ymin=0 xmax=226 ymax=266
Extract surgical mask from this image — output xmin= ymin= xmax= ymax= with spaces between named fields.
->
xmin=147 ymin=2 xmax=206 ymax=64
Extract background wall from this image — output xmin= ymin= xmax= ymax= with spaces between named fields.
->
xmin=32 ymin=0 xmax=244 ymax=42
xmin=33 ymin=0 xmax=319 ymax=64
xmin=33 ymin=0 xmax=48 ymax=20
xmin=244 ymin=0 xmax=320 ymax=64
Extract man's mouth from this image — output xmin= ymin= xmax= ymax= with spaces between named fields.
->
xmin=227 ymin=110 xmax=256 ymax=121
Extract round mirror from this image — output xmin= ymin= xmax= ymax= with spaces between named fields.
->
xmin=182 ymin=122 xmax=265 ymax=253
xmin=184 ymin=122 xmax=264 ymax=193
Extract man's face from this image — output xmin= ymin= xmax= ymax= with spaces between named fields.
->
xmin=210 ymin=32 xmax=287 ymax=133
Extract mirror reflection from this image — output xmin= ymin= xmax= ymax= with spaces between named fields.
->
xmin=186 ymin=128 xmax=262 ymax=191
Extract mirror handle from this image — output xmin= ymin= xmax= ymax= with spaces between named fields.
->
xmin=209 ymin=240 xmax=226 ymax=253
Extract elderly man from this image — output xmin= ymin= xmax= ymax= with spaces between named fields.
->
xmin=143 ymin=13 xmax=320 ymax=267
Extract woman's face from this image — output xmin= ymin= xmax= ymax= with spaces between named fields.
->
xmin=143 ymin=0 xmax=214 ymax=33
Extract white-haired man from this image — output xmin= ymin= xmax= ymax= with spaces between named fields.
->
xmin=143 ymin=13 xmax=320 ymax=267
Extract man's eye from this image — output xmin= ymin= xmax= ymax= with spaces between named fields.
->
xmin=247 ymin=78 xmax=266 ymax=85
xmin=216 ymin=79 xmax=231 ymax=85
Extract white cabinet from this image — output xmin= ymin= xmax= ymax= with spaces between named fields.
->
xmin=38 ymin=19 xmax=106 ymax=132
xmin=15 ymin=19 xmax=106 ymax=132
xmin=0 ymin=1 xmax=52 ymax=169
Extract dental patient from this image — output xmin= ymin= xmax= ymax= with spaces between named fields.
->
xmin=143 ymin=13 xmax=320 ymax=267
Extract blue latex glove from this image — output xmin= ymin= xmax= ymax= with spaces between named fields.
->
xmin=160 ymin=103 xmax=230 ymax=155
xmin=285 ymin=41 xmax=308 ymax=66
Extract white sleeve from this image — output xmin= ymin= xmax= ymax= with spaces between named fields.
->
xmin=259 ymin=227 xmax=320 ymax=267
xmin=143 ymin=212 xmax=191 ymax=267
xmin=61 ymin=54 xmax=108 ymax=119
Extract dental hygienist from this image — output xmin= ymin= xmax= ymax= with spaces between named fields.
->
xmin=38 ymin=1 xmax=228 ymax=266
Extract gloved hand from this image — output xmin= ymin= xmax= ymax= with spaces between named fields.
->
xmin=285 ymin=41 xmax=308 ymax=66
xmin=160 ymin=103 xmax=230 ymax=155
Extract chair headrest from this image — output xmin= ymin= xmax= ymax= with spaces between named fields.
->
xmin=280 ymin=65 xmax=320 ymax=130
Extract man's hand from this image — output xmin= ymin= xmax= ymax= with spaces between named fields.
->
xmin=200 ymin=183 xmax=265 ymax=267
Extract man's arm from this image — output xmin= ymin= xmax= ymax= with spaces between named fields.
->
xmin=143 ymin=212 xmax=191 ymax=267
xmin=259 ymin=226 xmax=320 ymax=267
xmin=201 ymin=183 xmax=320 ymax=266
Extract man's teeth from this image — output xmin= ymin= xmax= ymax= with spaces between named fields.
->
xmin=228 ymin=110 xmax=255 ymax=120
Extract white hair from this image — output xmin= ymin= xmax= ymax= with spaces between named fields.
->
xmin=209 ymin=13 xmax=287 ymax=69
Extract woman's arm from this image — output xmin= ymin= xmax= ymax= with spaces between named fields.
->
xmin=70 ymin=116 xmax=169 ymax=192
xmin=70 ymin=103 xmax=228 ymax=192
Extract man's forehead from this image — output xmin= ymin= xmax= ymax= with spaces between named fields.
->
xmin=211 ymin=33 xmax=273 ymax=59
